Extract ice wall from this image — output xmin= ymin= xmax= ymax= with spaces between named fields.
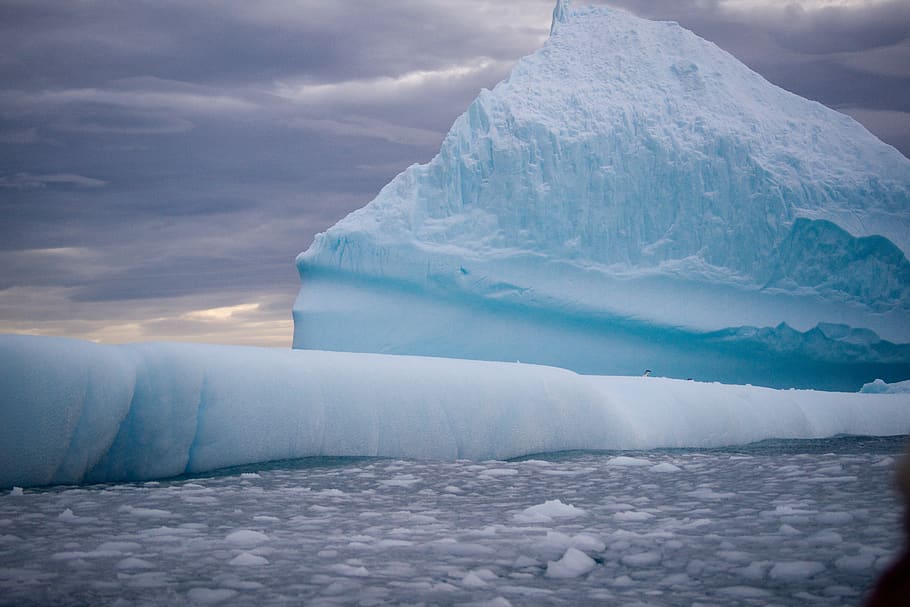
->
xmin=2 ymin=334 xmax=909 ymax=488
xmin=293 ymin=2 xmax=910 ymax=389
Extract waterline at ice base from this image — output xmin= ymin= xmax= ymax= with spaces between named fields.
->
xmin=293 ymin=1 xmax=910 ymax=391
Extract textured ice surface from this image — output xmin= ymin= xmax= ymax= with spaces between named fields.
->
xmin=0 ymin=436 xmax=904 ymax=606
xmin=862 ymin=378 xmax=910 ymax=394
xmin=2 ymin=334 xmax=910 ymax=488
xmin=293 ymin=1 xmax=910 ymax=389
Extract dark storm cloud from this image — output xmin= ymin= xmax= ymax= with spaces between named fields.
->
xmin=0 ymin=0 xmax=547 ymax=88
xmin=0 ymin=0 xmax=908 ymax=344
xmin=767 ymin=1 xmax=910 ymax=55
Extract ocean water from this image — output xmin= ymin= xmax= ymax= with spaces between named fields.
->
xmin=0 ymin=435 xmax=905 ymax=606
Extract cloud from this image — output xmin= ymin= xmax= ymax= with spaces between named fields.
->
xmin=762 ymin=1 xmax=910 ymax=55
xmin=273 ymin=59 xmax=509 ymax=105
xmin=0 ymin=172 xmax=107 ymax=189
xmin=835 ymin=39 xmax=910 ymax=78
xmin=36 ymin=80 xmax=258 ymax=114
xmin=1 ymin=78 xmax=261 ymax=136
xmin=0 ymin=127 xmax=39 ymax=143
xmin=839 ymin=107 xmax=910 ymax=154
xmin=182 ymin=302 xmax=261 ymax=321
xmin=289 ymin=116 xmax=443 ymax=147
xmin=0 ymin=286 xmax=294 ymax=347
xmin=0 ymin=0 xmax=907 ymax=347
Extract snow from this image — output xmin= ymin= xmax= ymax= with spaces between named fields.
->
xmin=2 ymin=334 xmax=910 ymax=488
xmin=293 ymin=1 xmax=910 ymax=390
xmin=0 ymin=439 xmax=903 ymax=605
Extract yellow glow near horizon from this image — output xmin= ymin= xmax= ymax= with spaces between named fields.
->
xmin=183 ymin=303 xmax=261 ymax=322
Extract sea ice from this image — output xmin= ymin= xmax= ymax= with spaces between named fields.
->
xmin=769 ymin=560 xmax=826 ymax=580
xmin=0 ymin=442 xmax=900 ymax=604
xmin=225 ymin=530 xmax=269 ymax=547
xmin=650 ymin=463 xmax=681 ymax=473
xmin=605 ymin=456 xmax=652 ymax=467
xmin=545 ymin=547 xmax=596 ymax=578
xmin=229 ymin=553 xmax=269 ymax=567
xmin=514 ymin=500 xmax=586 ymax=524
xmin=186 ymin=588 xmax=238 ymax=604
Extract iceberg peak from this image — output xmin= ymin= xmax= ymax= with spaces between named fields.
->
xmin=294 ymin=3 xmax=910 ymax=390
xmin=551 ymin=0 xmax=572 ymax=34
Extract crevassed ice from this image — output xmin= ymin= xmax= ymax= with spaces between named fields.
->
xmin=2 ymin=334 xmax=909 ymax=488
xmin=293 ymin=1 xmax=910 ymax=390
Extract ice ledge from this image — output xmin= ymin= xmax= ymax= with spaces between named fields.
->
xmin=3 ymin=334 xmax=909 ymax=488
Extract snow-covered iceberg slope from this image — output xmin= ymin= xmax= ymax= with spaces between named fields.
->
xmin=293 ymin=1 xmax=910 ymax=390
xmin=2 ymin=334 xmax=908 ymax=488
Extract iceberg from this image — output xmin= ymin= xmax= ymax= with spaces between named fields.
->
xmin=2 ymin=334 xmax=909 ymax=488
xmin=293 ymin=1 xmax=910 ymax=390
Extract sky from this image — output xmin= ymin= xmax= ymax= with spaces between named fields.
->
xmin=1 ymin=0 xmax=908 ymax=348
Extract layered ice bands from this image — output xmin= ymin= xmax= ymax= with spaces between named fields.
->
xmin=293 ymin=2 xmax=910 ymax=389
xmin=2 ymin=334 xmax=909 ymax=489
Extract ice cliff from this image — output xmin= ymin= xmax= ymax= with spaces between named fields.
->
xmin=3 ymin=334 xmax=909 ymax=488
xmin=293 ymin=1 xmax=910 ymax=390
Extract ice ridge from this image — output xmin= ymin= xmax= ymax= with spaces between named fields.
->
xmin=2 ymin=334 xmax=909 ymax=488
xmin=293 ymin=2 xmax=910 ymax=388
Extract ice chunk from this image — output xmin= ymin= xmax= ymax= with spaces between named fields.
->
xmin=861 ymin=379 xmax=910 ymax=394
xmin=117 ymin=557 xmax=155 ymax=570
xmin=229 ymin=553 xmax=269 ymax=567
xmin=613 ymin=511 xmax=654 ymax=522
xmin=460 ymin=571 xmax=489 ymax=588
xmin=327 ymin=563 xmax=369 ymax=577
xmin=225 ymin=530 xmax=269 ymax=547
xmin=650 ymin=462 xmax=681 ymax=473
xmin=118 ymin=506 xmax=174 ymax=519
xmin=769 ymin=560 xmax=825 ymax=580
xmin=605 ymin=456 xmax=651 ymax=467
xmin=546 ymin=547 xmax=596 ymax=578
xmin=514 ymin=500 xmax=586 ymax=523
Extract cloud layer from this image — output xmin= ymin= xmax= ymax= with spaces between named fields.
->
xmin=1 ymin=0 xmax=907 ymax=344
